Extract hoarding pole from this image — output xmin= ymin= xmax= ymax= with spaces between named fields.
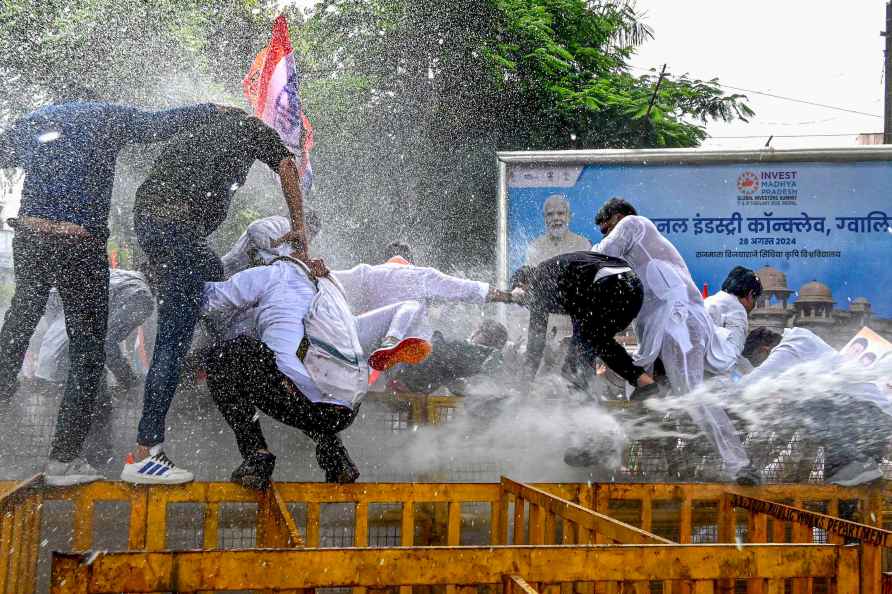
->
xmin=884 ymin=1 xmax=892 ymax=144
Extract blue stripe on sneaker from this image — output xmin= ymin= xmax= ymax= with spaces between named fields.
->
xmin=151 ymin=464 xmax=169 ymax=476
xmin=138 ymin=462 xmax=157 ymax=474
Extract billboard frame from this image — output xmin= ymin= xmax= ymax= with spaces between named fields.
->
xmin=495 ymin=145 xmax=892 ymax=288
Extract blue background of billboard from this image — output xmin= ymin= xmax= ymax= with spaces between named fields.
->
xmin=507 ymin=161 xmax=892 ymax=316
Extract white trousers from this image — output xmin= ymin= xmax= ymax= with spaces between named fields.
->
xmin=355 ymin=300 xmax=431 ymax=355
xmin=660 ymin=318 xmax=750 ymax=476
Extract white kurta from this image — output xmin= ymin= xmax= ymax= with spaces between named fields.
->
xmin=331 ymin=263 xmax=489 ymax=341
xmin=592 ymin=215 xmax=708 ymax=392
xmin=593 ymin=215 xmax=749 ymax=475
xmin=704 ymin=290 xmax=750 ymax=375
xmin=36 ymin=269 xmax=154 ymax=383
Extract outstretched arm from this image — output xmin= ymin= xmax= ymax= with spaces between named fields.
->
xmin=112 ymin=104 xmax=218 ymax=144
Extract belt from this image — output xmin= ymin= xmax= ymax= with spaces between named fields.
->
xmin=594 ymin=266 xmax=632 ymax=282
xmin=10 ymin=216 xmax=92 ymax=238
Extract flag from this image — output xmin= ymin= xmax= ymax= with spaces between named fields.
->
xmin=244 ymin=15 xmax=315 ymax=196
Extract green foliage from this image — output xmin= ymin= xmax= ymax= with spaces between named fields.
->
xmin=0 ymin=0 xmax=753 ymax=266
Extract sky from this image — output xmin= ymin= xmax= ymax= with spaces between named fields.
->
xmin=291 ymin=0 xmax=888 ymax=150
xmin=630 ymin=1 xmax=887 ymax=149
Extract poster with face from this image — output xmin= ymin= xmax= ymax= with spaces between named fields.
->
xmin=841 ymin=327 xmax=892 ymax=368
xmin=503 ymin=156 xmax=892 ymax=318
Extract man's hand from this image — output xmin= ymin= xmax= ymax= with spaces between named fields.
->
xmin=305 ymin=257 xmax=330 ymax=278
xmin=288 ymin=250 xmax=328 ymax=278
xmin=487 ymin=288 xmax=514 ymax=303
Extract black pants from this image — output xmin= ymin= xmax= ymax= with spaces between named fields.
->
xmin=0 ymin=227 xmax=109 ymax=462
xmin=567 ymin=272 xmax=645 ymax=386
xmin=206 ymin=336 xmax=358 ymax=468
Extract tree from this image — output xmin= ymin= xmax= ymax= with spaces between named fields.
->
xmin=301 ymin=0 xmax=753 ymax=268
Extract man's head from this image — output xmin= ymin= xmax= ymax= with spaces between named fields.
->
xmin=470 ymin=319 xmax=509 ymax=350
xmin=843 ymin=337 xmax=869 ymax=359
xmin=595 ymin=197 xmax=637 ymax=236
xmin=742 ymin=327 xmax=783 ymax=367
xmin=721 ymin=266 xmax=763 ymax=313
xmin=542 ymin=194 xmax=571 ymax=240
xmin=384 ymin=241 xmax=413 ymax=263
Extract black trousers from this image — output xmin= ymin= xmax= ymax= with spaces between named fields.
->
xmin=567 ymin=272 xmax=645 ymax=386
xmin=206 ymin=336 xmax=358 ymax=467
xmin=0 ymin=227 xmax=109 ymax=462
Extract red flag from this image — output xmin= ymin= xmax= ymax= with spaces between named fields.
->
xmin=244 ymin=16 xmax=314 ymax=194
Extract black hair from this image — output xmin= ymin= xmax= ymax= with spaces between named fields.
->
xmin=384 ymin=241 xmax=412 ymax=261
xmin=721 ymin=266 xmax=763 ymax=299
xmin=742 ymin=327 xmax=782 ymax=361
xmin=476 ymin=319 xmax=509 ymax=350
xmin=510 ymin=266 xmax=535 ymax=290
xmin=595 ymin=197 xmax=637 ymax=226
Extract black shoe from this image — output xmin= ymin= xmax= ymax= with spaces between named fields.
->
xmin=316 ymin=436 xmax=359 ymax=484
xmin=629 ymin=383 xmax=660 ymax=402
xmin=231 ymin=452 xmax=276 ymax=490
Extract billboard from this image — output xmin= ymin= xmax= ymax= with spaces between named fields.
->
xmin=497 ymin=148 xmax=892 ymax=317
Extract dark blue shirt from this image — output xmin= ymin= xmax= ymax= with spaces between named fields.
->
xmin=1 ymin=101 xmax=215 ymax=240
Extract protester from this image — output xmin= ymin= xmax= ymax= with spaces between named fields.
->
xmin=0 ymin=88 xmax=216 ymax=486
xmin=330 ymin=243 xmax=512 ymax=364
xmin=509 ymin=251 xmax=657 ymax=396
xmin=741 ymin=327 xmax=889 ymax=486
xmin=199 ymin=255 xmax=437 ymax=488
xmin=221 ymin=211 xmax=321 ymax=278
xmin=592 ymin=198 xmax=751 ymax=483
xmin=36 ymin=268 xmax=154 ymax=390
xmin=704 ymin=266 xmax=762 ymax=375
xmin=124 ymin=108 xmax=312 ymax=485
xmin=392 ymin=320 xmax=509 ymax=394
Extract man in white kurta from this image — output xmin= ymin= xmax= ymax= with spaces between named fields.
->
xmin=220 ymin=212 xmax=320 ymax=278
xmin=331 ymin=257 xmax=492 ymax=335
xmin=740 ymin=327 xmax=890 ymax=486
xmin=704 ymin=267 xmax=762 ymax=376
xmin=592 ymin=198 xmax=751 ymax=481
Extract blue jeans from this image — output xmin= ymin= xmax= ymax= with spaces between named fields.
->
xmin=135 ymin=213 xmax=223 ymax=446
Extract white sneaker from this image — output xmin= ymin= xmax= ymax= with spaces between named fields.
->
xmin=45 ymin=458 xmax=104 ymax=487
xmin=120 ymin=446 xmax=194 ymax=485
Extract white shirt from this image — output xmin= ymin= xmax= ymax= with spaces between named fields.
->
xmin=704 ymin=290 xmax=749 ymax=373
xmin=201 ymin=260 xmax=328 ymax=404
xmin=593 ymin=215 xmax=706 ymax=368
xmin=220 ymin=215 xmax=291 ymax=277
xmin=744 ymin=327 xmax=836 ymax=385
xmin=331 ymin=263 xmax=489 ymax=313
